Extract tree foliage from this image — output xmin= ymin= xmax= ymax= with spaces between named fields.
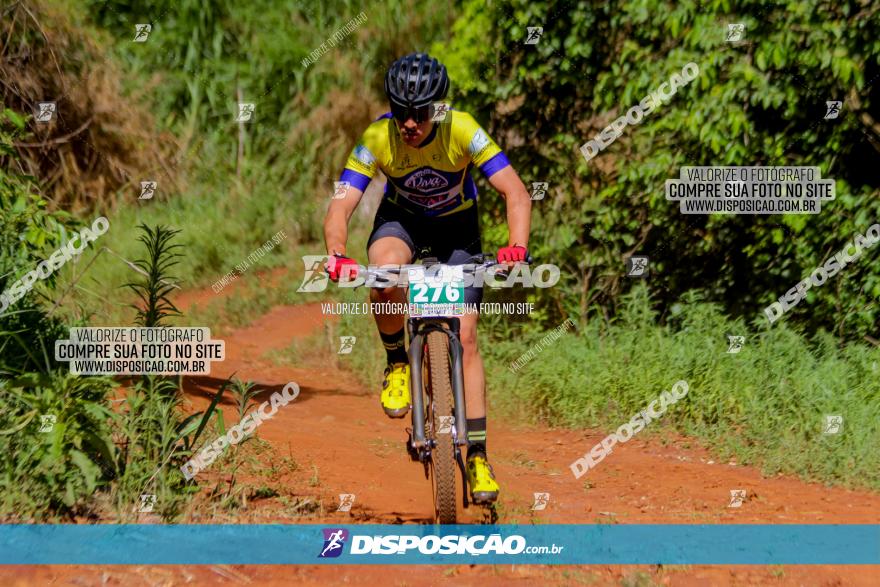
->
xmin=436 ymin=0 xmax=880 ymax=341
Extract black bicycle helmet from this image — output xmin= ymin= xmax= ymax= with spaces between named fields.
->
xmin=384 ymin=52 xmax=449 ymax=114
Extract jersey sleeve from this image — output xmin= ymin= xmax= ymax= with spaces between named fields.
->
xmin=339 ymin=122 xmax=386 ymax=192
xmin=451 ymin=112 xmax=510 ymax=178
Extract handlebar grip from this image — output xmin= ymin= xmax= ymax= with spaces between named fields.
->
xmin=492 ymin=252 xmax=534 ymax=264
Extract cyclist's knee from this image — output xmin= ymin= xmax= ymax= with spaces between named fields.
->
xmin=459 ymin=324 xmax=479 ymax=353
xmin=370 ymin=285 xmax=402 ymax=301
xmin=368 ymin=237 xmax=412 ymax=266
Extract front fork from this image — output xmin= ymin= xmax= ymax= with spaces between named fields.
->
xmin=406 ymin=317 xmax=470 ymax=508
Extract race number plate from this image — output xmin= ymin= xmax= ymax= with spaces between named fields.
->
xmin=407 ymin=266 xmax=465 ymax=317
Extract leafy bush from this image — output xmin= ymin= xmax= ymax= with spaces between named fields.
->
xmin=435 ymin=0 xmax=880 ymax=341
xmin=0 ymin=109 xmax=118 ymax=519
xmin=0 ymin=108 xmax=77 ymax=376
xmin=0 ymin=372 xmax=117 ymax=520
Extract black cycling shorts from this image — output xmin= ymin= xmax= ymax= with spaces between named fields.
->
xmin=367 ymin=200 xmax=484 ymax=304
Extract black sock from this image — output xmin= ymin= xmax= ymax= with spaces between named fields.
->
xmin=380 ymin=327 xmax=408 ymax=365
xmin=467 ymin=417 xmax=487 ymax=459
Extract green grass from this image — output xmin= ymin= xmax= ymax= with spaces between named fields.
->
xmin=484 ymin=286 xmax=880 ymax=490
xmin=61 ymin=155 xmax=318 ymax=324
xmin=59 ymin=168 xmax=376 ymax=331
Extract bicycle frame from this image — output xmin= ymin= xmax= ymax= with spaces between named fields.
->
xmin=407 ymin=316 xmax=468 ymax=451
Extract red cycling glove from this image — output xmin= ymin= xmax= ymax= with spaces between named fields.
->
xmin=497 ymin=245 xmax=528 ymax=263
xmin=325 ymin=254 xmax=359 ymax=282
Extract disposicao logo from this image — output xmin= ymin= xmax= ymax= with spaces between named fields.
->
xmin=315 ymin=531 xmax=564 ymax=557
xmin=318 ymin=528 xmax=349 ymax=558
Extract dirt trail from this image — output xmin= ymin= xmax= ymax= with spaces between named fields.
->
xmin=8 ymin=292 xmax=880 ymax=586
xmin=187 ymin=301 xmax=880 ymax=526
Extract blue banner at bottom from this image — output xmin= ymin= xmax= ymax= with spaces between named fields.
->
xmin=0 ymin=524 xmax=877 ymax=565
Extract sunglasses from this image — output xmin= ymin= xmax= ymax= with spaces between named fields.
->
xmin=391 ymin=103 xmax=432 ymax=123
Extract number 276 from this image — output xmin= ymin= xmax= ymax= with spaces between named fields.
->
xmin=411 ymin=284 xmax=460 ymax=302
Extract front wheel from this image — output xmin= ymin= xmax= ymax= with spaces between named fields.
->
xmin=425 ymin=330 xmax=457 ymax=524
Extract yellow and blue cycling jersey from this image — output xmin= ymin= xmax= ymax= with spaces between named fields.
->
xmin=340 ymin=110 xmax=510 ymax=217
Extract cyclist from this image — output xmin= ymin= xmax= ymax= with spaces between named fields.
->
xmin=323 ymin=52 xmax=531 ymax=504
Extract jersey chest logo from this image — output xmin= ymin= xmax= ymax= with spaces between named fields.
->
xmin=403 ymin=168 xmax=449 ymax=193
xmin=396 ymin=153 xmax=416 ymax=170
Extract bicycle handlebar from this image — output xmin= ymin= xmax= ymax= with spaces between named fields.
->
xmin=359 ymin=252 xmax=534 ymax=278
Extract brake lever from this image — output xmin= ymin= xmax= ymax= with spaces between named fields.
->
xmin=492 ymin=255 xmax=535 ymax=279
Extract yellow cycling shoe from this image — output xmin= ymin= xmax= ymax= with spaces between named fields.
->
xmin=466 ymin=454 xmax=500 ymax=504
xmin=381 ymin=363 xmax=411 ymax=418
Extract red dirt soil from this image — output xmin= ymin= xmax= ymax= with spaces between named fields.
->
xmin=6 ymin=291 xmax=879 ymax=586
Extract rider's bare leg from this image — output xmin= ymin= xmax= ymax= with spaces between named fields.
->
xmin=458 ymin=312 xmax=485 ymax=420
xmin=367 ymin=236 xmax=412 ymax=336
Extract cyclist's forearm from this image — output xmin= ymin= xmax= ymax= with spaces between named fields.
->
xmin=505 ymin=187 xmax=531 ymax=248
xmin=488 ymin=166 xmax=531 ymax=248
xmin=324 ymin=208 xmax=349 ymax=255
xmin=323 ymin=187 xmax=363 ymax=255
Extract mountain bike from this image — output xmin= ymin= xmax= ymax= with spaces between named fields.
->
xmin=364 ymin=253 xmax=530 ymax=524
